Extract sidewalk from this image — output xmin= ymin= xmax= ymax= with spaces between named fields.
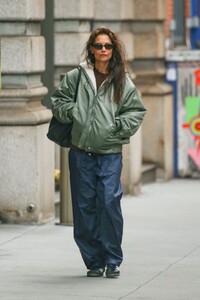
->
xmin=1 ymin=178 xmax=200 ymax=300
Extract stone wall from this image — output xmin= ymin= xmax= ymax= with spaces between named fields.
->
xmin=131 ymin=0 xmax=173 ymax=180
xmin=53 ymin=0 xmax=93 ymax=84
xmin=0 ymin=0 xmax=55 ymax=223
xmin=0 ymin=0 xmax=173 ymax=223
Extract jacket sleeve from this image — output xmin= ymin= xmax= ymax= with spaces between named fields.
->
xmin=115 ymin=82 xmax=147 ymax=138
xmin=50 ymin=69 xmax=79 ymax=124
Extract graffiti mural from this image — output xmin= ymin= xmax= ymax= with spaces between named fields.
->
xmin=178 ymin=64 xmax=200 ymax=176
xmin=182 ymin=97 xmax=200 ymax=167
xmin=166 ymin=50 xmax=200 ymax=177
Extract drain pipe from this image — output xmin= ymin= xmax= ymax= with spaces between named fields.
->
xmin=59 ymin=147 xmax=73 ymax=226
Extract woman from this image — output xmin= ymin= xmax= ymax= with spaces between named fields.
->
xmin=51 ymin=26 xmax=146 ymax=278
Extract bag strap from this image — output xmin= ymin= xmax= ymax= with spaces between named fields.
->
xmin=74 ymin=66 xmax=81 ymax=103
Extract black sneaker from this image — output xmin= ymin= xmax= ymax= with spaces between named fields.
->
xmin=87 ymin=268 xmax=105 ymax=277
xmin=106 ymin=265 xmax=120 ymax=278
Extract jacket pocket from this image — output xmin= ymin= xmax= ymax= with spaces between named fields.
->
xmin=88 ymin=123 xmax=116 ymax=148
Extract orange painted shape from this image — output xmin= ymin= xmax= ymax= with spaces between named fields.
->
xmin=194 ymin=69 xmax=200 ymax=86
xmin=182 ymin=123 xmax=190 ymax=128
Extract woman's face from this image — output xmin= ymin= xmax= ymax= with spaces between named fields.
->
xmin=91 ymin=34 xmax=113 ymax=65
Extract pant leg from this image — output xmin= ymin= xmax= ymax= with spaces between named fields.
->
xmin=96 ymin=153 xmax=123 ymax=266
xmin=68 ymin=149 xmax=104 ymax=269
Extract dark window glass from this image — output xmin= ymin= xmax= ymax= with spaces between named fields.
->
xmin=174 ymin=0 xmax=186 ymax=45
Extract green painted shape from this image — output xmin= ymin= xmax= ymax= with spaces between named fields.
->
xmin=185 ymin=97 xmax=200 ymax=122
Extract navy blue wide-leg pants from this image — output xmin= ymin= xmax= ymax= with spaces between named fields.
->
xmin=68 ymin=149 xmax=123 ymax=269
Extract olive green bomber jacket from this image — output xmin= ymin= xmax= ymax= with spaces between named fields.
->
xmin=51 ymin=62 xmax=147 ymax=154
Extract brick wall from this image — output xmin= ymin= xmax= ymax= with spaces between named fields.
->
xmin=165 ymin=0 xmax=174 ymax=37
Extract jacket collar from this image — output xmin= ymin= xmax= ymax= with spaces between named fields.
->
xmin=79 ymin=61 xmax=97 ymax=94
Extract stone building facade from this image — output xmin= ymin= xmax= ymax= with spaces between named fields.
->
xmin=0 ymin=0 xmax=173 ymax=223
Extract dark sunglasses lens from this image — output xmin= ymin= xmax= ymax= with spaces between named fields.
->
xmin=93 ymin=43 xmax=113 ymax=50
xmin=93 ymin=43 xmax=102 ymax=49
xmin=105 ymin=43 xmax=113 ymax=49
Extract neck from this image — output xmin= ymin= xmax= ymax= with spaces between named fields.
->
xmin=94 ymin=63 xmax=109 ymax=74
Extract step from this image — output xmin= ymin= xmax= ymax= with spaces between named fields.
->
xmin=142 ymin=163 xmax=157 ymax=184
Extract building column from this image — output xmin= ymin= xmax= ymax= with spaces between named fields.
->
xmin=0 ymin=0 xmax=55 ymax=223
xmin=53 ymin=0 xmax=94 ymax=221
xmin=132 ymin=0 xmax=174 ymax=180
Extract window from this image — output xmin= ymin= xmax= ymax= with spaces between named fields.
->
xmin=173 ymin=0 xmax=186 ymax=45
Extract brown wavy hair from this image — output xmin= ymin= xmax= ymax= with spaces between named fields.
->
xmin=82 ymin=26 xmax=127 ymax=103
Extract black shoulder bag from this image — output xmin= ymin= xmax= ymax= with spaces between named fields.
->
xmin=47 ymin=67 xmax=81 ymax=148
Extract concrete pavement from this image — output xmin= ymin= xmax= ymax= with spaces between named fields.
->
xmin=0 ymin=178 xmax=200 ymax=300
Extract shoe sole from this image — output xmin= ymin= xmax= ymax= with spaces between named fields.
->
xmin=87 ymin=274 xmax=104 ymax=277
xmin=106 ymin=273 xmax=120 ymax=278
xmin=87 ymin=269 xmax=104 ymax=277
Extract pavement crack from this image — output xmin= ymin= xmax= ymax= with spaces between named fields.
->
xmin=0 ymin=225 xmax=40 ymax=246
xmin=118 ymin=243 xmax=200 ymax=299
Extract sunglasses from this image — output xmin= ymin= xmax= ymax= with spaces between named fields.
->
xmin=93 ymin=43 xmax=114 ymax=50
